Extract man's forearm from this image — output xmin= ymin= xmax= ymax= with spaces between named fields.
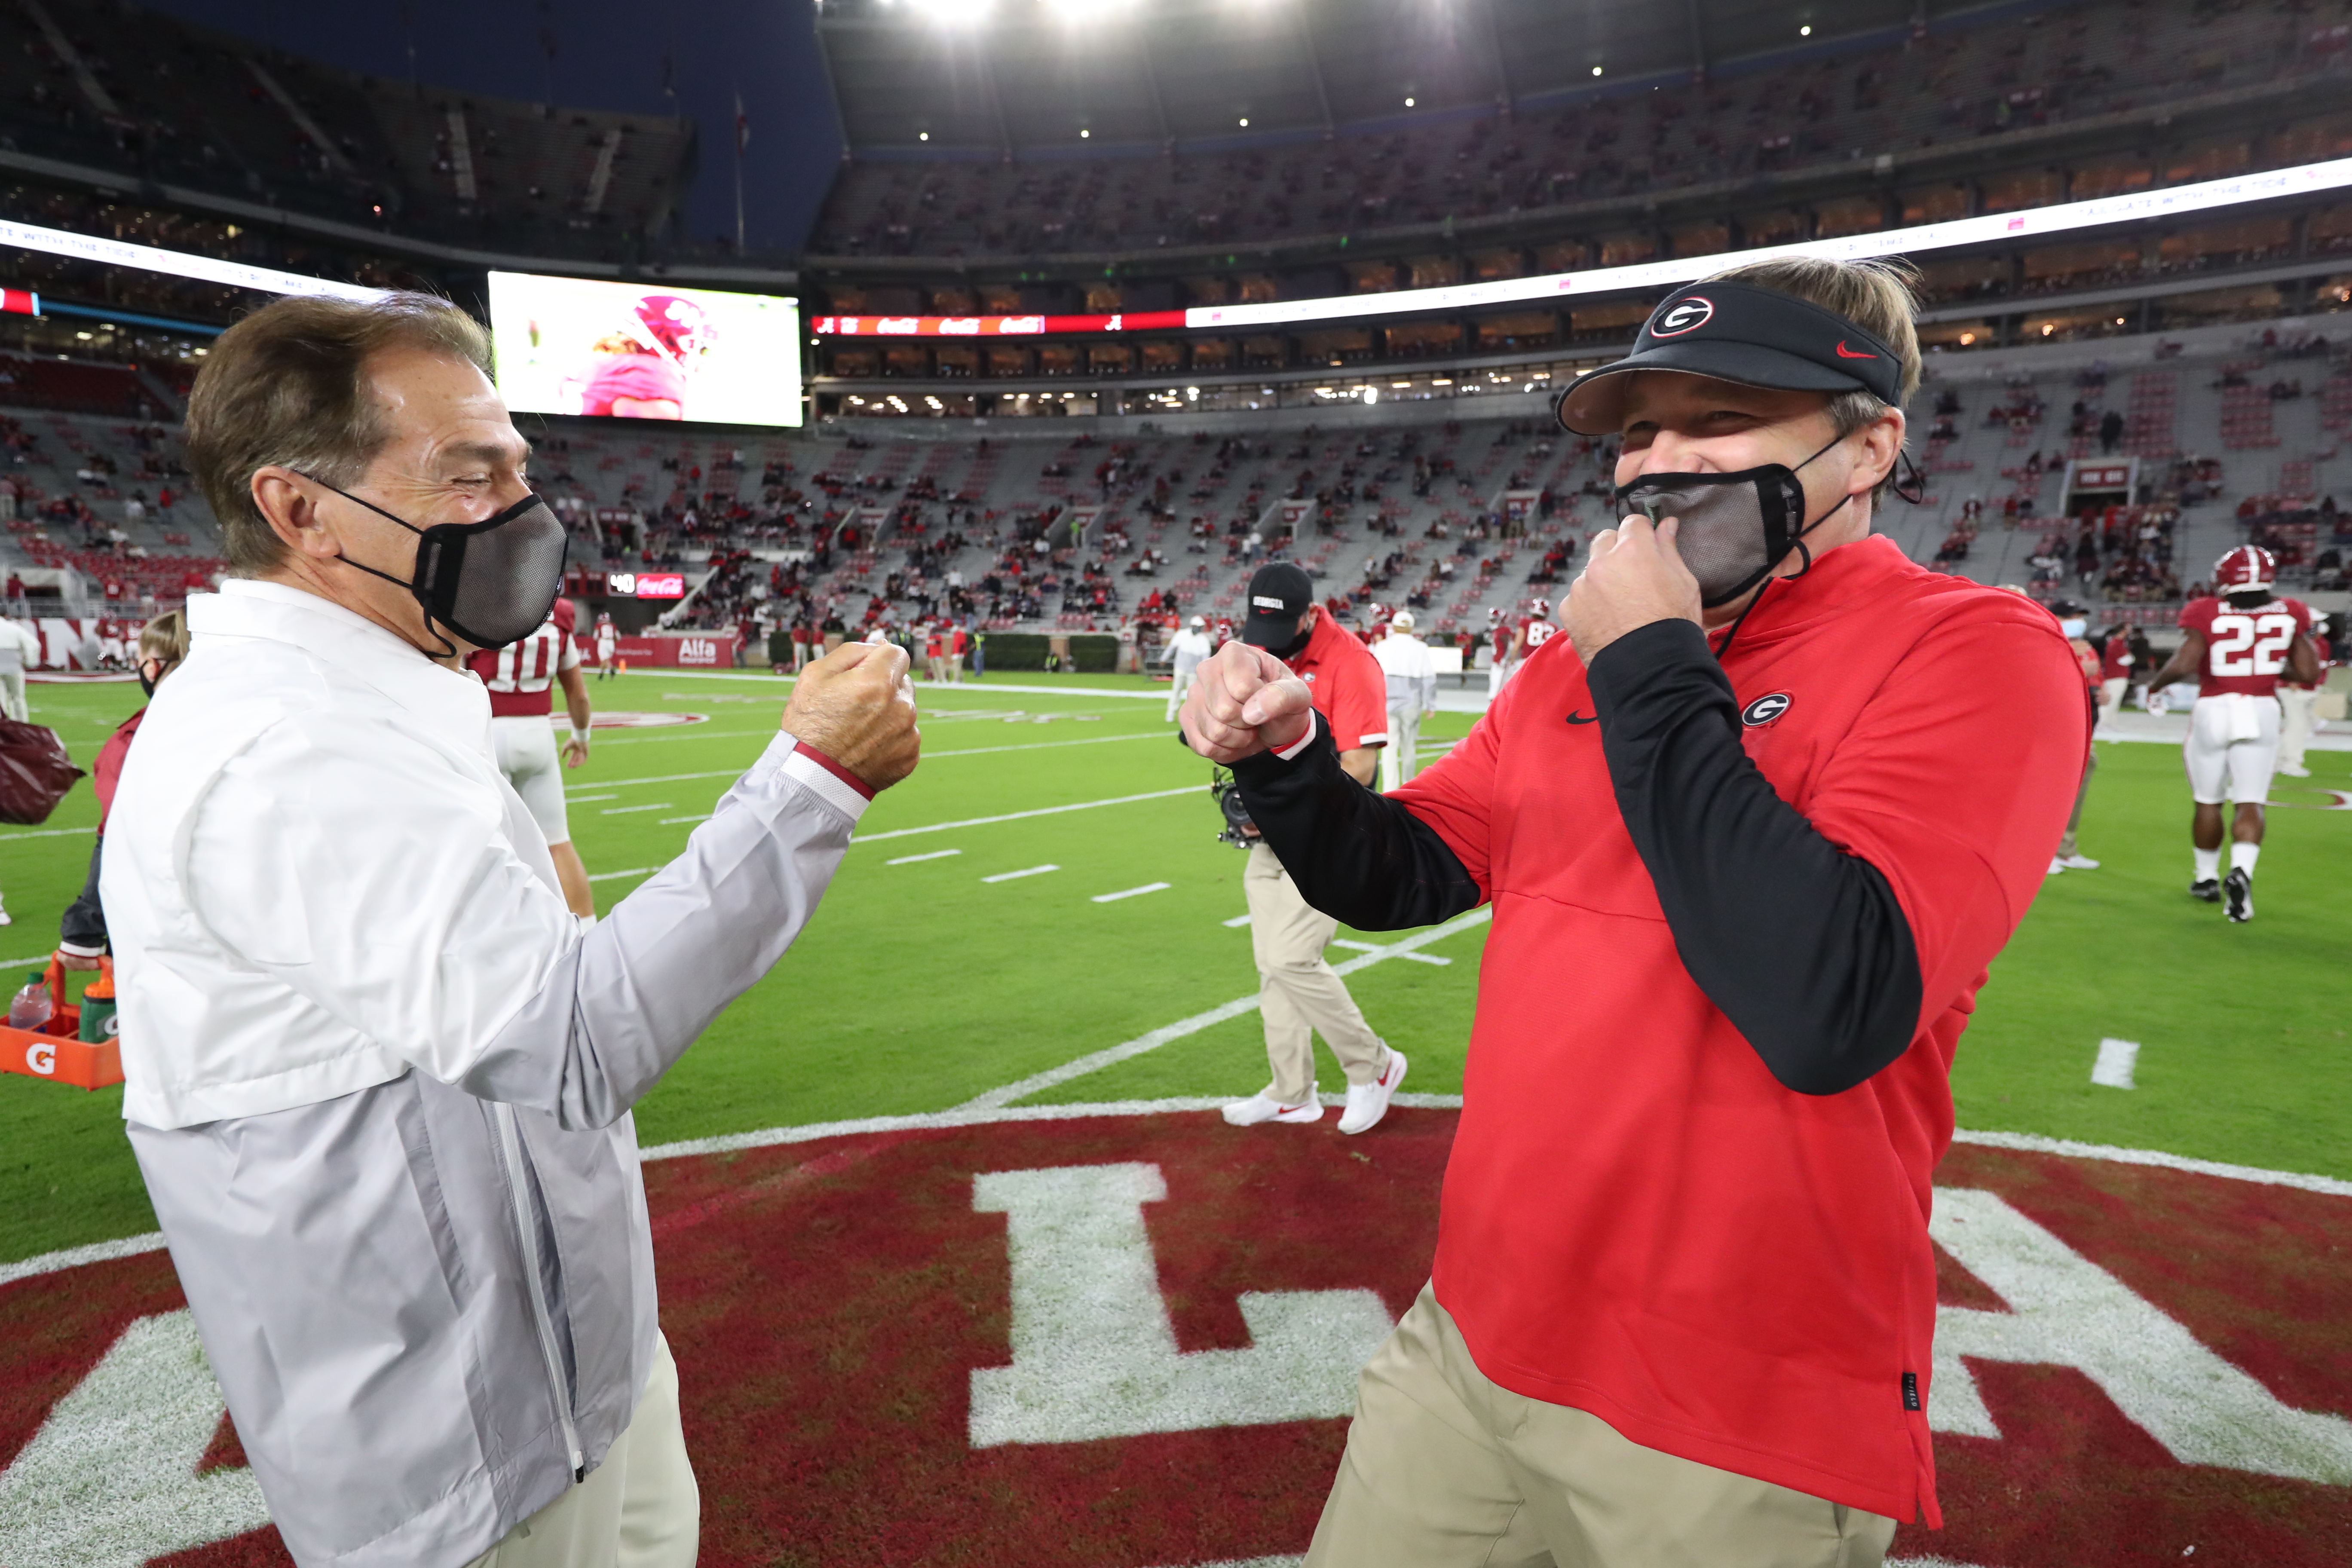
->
xmin=1587 ymin=620 xmax=1923 ymax=1096
xmin=458 ymin=732 xmax=868 ymax=1128
xmin=1231 ymin=716 xmax=1482 ymax=931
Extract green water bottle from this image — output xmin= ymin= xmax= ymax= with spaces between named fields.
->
xmin=77 ymin=959 xmax=117 ymax=1043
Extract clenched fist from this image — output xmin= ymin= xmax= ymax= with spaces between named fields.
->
xmin=1563 ymin=513 xmax=1704 ymax=665
xmin=782 ymin=639 xmax=921 ymax=792
xmin=1179 ymin=640 xmax=1314 ymax=764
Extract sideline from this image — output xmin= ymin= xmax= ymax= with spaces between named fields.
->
xmin=6 ymin=1107 xmax=2348 ymax=1289
xmin=644 ymin=668 xmax=1173 ymax=701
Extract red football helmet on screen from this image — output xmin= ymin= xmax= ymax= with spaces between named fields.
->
xmin=633 ymin=294 xmax=711 ymax=365
xmin=2212 ymin=544 xmax=2276 ymax=597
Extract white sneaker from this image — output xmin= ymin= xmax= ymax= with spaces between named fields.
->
xmin=1338 ymin=1048 xmax=1408 ymax=1135
xmin=2278 ymin=763 xmax=2311 ymax=778
xmin=1222 ymin=1092 xmax=1322 ymax=1127
xmin=2058 ymin=854 xmax=2100 ymax=870
xmin=2046 ymin=856 xmax=2067 ymax=875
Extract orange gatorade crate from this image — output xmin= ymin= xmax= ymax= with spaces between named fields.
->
xmin=0 ymin=959 xmax=124 ymax=1091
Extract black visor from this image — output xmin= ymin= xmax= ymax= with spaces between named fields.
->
xmin=1555 ymin=281 xmax=1905 ymax=436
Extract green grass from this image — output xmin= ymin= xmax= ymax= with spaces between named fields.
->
xmin=3 ymin=669 xmax=2348 ymax=1265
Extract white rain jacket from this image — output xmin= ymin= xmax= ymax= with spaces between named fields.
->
xmin=101 ymin=579 xmax=870 ymax=1567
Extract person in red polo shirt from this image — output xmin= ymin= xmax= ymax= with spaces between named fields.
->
xmin=1213 ymin=562 xmax=1409 ymax=1135
xmin=1183 ymin=260 xmax=2085 ymax=1566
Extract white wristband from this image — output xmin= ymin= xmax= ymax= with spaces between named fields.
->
xmin=571 ymin=726 xmax=591 ymax=747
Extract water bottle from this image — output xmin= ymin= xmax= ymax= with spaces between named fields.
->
xmin=8 ymin=971 xmax=53 ymax=1033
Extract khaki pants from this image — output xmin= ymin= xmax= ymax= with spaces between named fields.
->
xmin=2057 ymin=746 xmax=2096 ymax=859
xmin=1381 ymin=706 xmax=1424 ymax=792
xmin=1245 ymin=842 xmax=1388 ymax=1107
xmin=0 ymin=667 xmax=24 ymax=723
xmin=1308 ymin=1286 xmax=1897 ymax=1568
xmin=464 ymin=1334 xmax=700 ymax=1568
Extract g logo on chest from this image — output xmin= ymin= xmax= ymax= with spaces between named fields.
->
xmin=1741 ymin=692 xmax=1792 ymax=727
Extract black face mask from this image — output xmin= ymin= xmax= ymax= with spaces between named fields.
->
xmin=305 ymin=479 xmax=569 ymax=652
xmin=1258 ymin=623 xmax=1312 ymax=661
xmin=1612 ymin=434 xmax=1851 ymax=610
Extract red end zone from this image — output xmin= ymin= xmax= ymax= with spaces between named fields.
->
xmin=2 ymin=1109 xmax=2346 ymax=1567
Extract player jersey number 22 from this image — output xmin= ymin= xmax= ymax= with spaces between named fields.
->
xmin=2208 ymin=610 xmax=2300 ymax=678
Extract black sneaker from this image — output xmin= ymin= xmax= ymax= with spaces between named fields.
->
xmin=2189 ymin=878 xmax=2221 ymax=903
xmin=2224 ymin=868 xmax=2253 ymax=923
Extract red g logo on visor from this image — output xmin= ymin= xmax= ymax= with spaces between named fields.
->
xmin=1650 ymin=296 xmax=1715 ymax=337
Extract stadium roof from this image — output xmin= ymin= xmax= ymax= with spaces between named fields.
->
xmin=812 ymin=0 xmax=2047 ymax=157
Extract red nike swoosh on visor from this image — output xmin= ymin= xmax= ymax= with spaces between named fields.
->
xmin=1834 ymin=342 xmax=1879 ymax=359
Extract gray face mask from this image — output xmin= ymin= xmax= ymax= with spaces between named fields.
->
xmin=1612 ymin=435 xmax=1847 ymax=609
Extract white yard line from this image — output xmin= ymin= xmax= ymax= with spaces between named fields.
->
xmin=953 ymin=907 xmax=1494 ymax=1112
xmin=586 ymin=866 xmax=656 ymax=883
xmin=0 ymin=826 xmax=93 ymax=842
xmin=658 ymin=815 xmax=710 ymax=826
xmin=1092 ymin=882 xmax=1170 ymax=903
xmin=562 ymin=731 xmax=1174 ymax=797
xmin=851 ymin=787 xmax=1196 ymax=845
xmin=600 ymin=802 xmax=674 ymax=815
xmin=2092 ymin=1038 xmax=2141 ymax=1090
xmin=982 ymin=864 xmax=1060 ymax=883
xmin=1330 ymin=937 xmax=1450 ymax=966
xmin=9 ymin=1107 xmax=2348 ymax=1287
xmin=1221 ymin=915 xmax=1252 ymax=928
xmin=887 ymin=848 xmax=963 ymax=865
xmin=568 ymin=793 xmax=618 ymax=803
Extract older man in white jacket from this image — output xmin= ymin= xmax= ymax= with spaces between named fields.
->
xmin=1372 ymin=609 xmax=1438 ymax=791
xmin=103 ymin=292 xmax=919 ymax=1568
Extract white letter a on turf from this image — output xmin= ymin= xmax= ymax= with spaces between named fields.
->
xmin=968 ymin=1162 xmax=1395 ymax=1447
xmin=1930 ymin=1187 xmax=2352 ymax=1484
xmin=0 ymin=1310 xmax=272 ymax=1567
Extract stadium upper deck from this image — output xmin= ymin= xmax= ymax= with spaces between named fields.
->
xmin=0 ymin=0 xmax=696 ymax=263
xmin=808 ymin=0 xmax=2344 ymax=262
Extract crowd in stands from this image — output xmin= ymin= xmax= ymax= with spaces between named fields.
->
xmin=813 ymin=0 xmax=2344 ymax=258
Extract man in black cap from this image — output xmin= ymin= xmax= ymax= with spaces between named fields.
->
xmin=1194 ymin=561 xmax=1407 ymax=1135
xmin=1182 ymin=258 xmax=2085 ymax=1565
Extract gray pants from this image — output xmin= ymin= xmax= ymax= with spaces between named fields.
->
xmin=2058 ymin=747 xmax=2096 ymax=859
xmin=0 ymin=667 xmax=25 ymax=723
xmin=1245 ymin=842 xmax=1388 ymax=1106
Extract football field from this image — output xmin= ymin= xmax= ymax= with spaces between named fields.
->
xmin=1 ymin=669 xmax=2348 ymax=1566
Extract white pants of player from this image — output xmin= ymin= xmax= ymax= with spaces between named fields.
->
xmin=462 ymin=1335 xmax=698 ymax=1568
xmin=0 ymin=667 xmax=24 ymax=723
xmin=1166 ymin=658 xmax=1203 ymax=722
xmin=492 ymin=715 xmax=574 ymax=847
xmin=1381 ymin=705 xmax=1424 ymax=793
xmin=1245 ymin=842 xmax=1389 ymax=1108
xmin=2184 ymin=693 xmax=2281 ymax=806
xmin=2277 ymin=686 xmax=2316 ymax=774
xmin=1486 ymin=658 xmax=1505 ymax=701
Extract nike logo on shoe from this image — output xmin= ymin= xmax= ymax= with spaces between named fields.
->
xmin=1565 ymin=710 xmax=1598 ymax=725
xmin=1834 ymin=341 xmax=1879 ymax=359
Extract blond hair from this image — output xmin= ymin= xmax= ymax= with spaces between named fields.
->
xmin=1704 ymin=256 xmax=1920 ymax=496
xmin=185 ymin=292 xmax=493 ymax=575
xmin=138 ymin=609 xmax=188 ymax=665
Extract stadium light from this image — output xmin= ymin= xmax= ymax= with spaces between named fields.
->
xmin=1799 ymin=24 xmax=1811 ymax=36
xmin=1238 ymin=116 xmax=1250 ymax=126
xmin=1404 ymin=96 xmax=1415 ymax=107
xmin=909 ymin=0 xmax=994 ymax=26
xmin=1591 ymin=65 xmax=1603 ymax=76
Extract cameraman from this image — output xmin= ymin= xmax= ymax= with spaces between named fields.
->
xmin=1198 ymin=564 xmax=1407 ymax=1136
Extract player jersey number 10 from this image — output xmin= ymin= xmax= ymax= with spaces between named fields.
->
xmin=2207 ymin=611 xmax=2300 ymax=677
xmin=484 ymin=624 xmax=564 ymax=693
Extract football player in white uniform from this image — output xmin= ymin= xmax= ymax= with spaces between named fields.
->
xmin=467 ymin=598 xmax=598 ymax=917
xmin=2137 ymin=545 xmax=2319 ymax=922
xmin=594 ymin=610 xmax=620 ymax=680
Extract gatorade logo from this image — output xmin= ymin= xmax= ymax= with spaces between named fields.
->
xmin=26 ymin=1041 xmax=55 ymax=1075
xmin=1651 ymin=297 xmax=1715 ymax=337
